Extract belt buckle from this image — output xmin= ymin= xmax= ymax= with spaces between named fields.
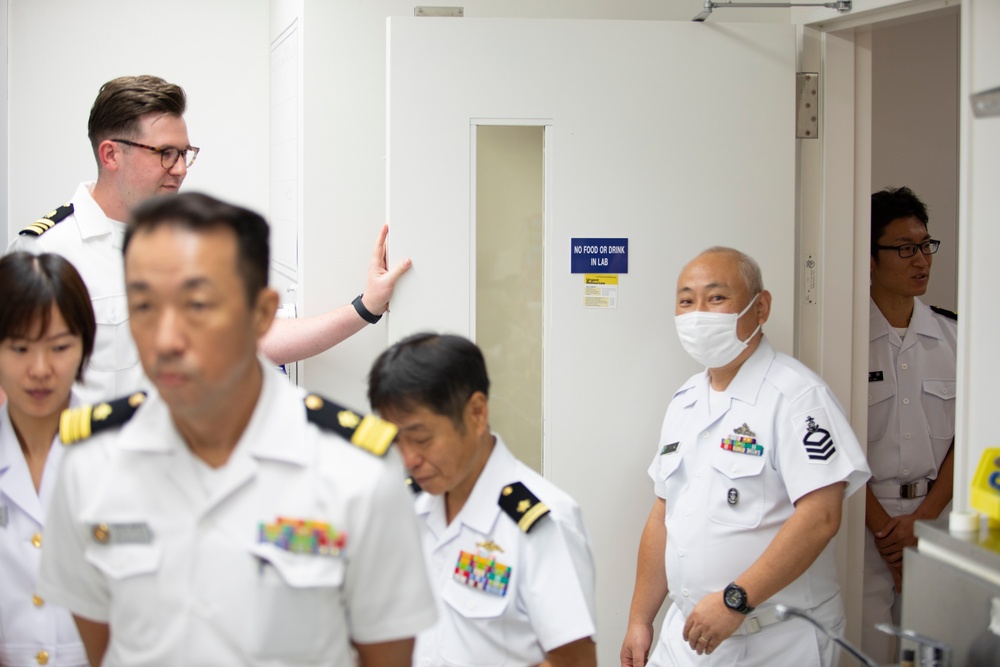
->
xmin=900 ymin=482 xmax=918 ymax=499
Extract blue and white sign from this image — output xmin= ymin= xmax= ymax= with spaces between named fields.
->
xmin=571 ymin=238 xmax=628 ymax=274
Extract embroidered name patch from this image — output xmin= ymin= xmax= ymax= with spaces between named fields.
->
xmin=259 ymin=517 xmax=347 ymax=556
xmin=454 ymin=550 xmax=511 ymax=597
xmin=721 ymin=435 xmax=763 ymax=456
xmin=801 ymin=413 xmax=837 ymax=463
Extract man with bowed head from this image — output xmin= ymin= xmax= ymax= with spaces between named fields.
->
xmin=621 ymin=247 xmax=870 ymax=667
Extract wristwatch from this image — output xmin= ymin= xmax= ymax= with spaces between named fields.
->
xmin=723 ymin=582 xmax=754 ymax=614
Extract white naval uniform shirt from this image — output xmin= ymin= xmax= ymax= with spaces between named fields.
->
xmin=37 ymin=364 xmax=437 ymax=666
xmin=647 ymin=338 xmax=870 ymax=664
xmin=0 ymin=400 xmax=87 ymax=667
xmin=7 ymin=183 xmax=144 ymax=404
xmin=867 ymin=297 xmax=957 ymax=516
xmin=412 ymin=436 xmax=596 ymax=667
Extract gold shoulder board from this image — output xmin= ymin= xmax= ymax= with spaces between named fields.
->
xmin=498 ymin=481 xmax=551 ymax=533
xmin=304 ymin=394 xmax=397 ymax=457
xmin=19 ymin=203 xmax=74 ymax=237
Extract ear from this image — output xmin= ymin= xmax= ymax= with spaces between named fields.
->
xmin=97 ymin=139 xmax=123 ymax=171
xmin=252 ymin=288 xmax=280 ymax=341
xmin=755 ymin=290 xmax=772 ymax=326
xmin=465 ymin=391 xmax=490 ymax=437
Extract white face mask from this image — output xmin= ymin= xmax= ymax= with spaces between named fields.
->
xmin=674 ymin=293 xmax=762 ymax=368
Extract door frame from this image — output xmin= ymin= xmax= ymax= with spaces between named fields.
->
xmin=797 ymin=0 xmax=961 ymax=654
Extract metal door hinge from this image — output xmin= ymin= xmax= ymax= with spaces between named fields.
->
xmin=797 ymin=73 xmax=819 ymax=139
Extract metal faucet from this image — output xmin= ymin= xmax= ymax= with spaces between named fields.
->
xmin=875 ymin=623 xmax=953 ymax=667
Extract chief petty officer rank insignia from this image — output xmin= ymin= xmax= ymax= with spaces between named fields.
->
xmin=19 ymin=203 xmax=74 ymax=237
xmin=802 ymin=414 xmax=837 ymax=463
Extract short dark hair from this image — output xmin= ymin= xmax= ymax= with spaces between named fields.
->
xmin=871 ymin=186 xmax=929 ymax=260
xmin=368 ymin=333 xmax=490 ymax=428
xmin=0 ymin=253 xmax=96 ymax=381
xmin=88 ymin=75 xmax=187 ymax=160
xmin=124 ymin=192 xmax=270 ymax=304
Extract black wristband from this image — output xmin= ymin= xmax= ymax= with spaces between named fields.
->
xmin=352 ymin=294 xmax=382 ymax=324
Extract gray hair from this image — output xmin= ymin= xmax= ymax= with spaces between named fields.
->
xmin=701 ymin=246 xmax=764 ymax=295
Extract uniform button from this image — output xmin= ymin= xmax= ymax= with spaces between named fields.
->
xmin=901 ymin=363 xmax=908 ymax=370
xmin=36 ymin=650 xmax=49 ymax=665
xmin=902 ymin=398 xmax=909 ymax=405
xmin=903 ymin=469 xmax=910 ymax=476
xmin=678 ymin=548 xmax=686 ymax=557
xmin=31 ymin=533 xmax=42 ymax=548
xmin=421 ymin=658 xmax=432 ymax=666
xmin=868 ymin=394 xmax=872 ymax=401
xmin=32 ymin=595 xmax=44 ymax=607
xmin=702 ymin=432 xmax=709 ymax=439
xmin=730 ymin=464 xmax=737 ymax=473
xmin=905 ymin=433 xmax=912 ymax=440
xmin=682 ymin=588 xmax=690 ymax=597
xmin=695 ymin=472 xmax=701 ymax=479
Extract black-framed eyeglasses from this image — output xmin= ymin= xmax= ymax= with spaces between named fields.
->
xmin=110 ymin=139 xmax=200 ymax=170
xmin=876 ymin=239 xmax=941 ymax=258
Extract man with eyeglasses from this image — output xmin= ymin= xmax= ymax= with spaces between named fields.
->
xmin=863 ymin=186 xmax=957 ymax=664
xmin=5 ymin=75 xmax=408 ymax=405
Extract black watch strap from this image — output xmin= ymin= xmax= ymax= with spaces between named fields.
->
xmin=352 ymin=294 xmax=382 ymax=324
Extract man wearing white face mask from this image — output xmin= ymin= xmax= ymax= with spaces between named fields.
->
xmin=620 ymin=247 xmax=870 ymax=667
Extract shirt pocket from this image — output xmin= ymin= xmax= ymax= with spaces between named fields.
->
xmin=440 ymin=578 xmax=511 ymax=667
xmin=708 ymin=453 xmax=766 ymax=529
xmin=248 ymin=543 xmax=345 ymax=660
xmin=867 ymin=379 xmax=896 ymax=442
xmin=85 ymin=543 xmax=162 ymax=650
xmin=921 ymin=378 xmax=956 ymax=440
xmin=88 ymin=295 xmax=139 ymax=372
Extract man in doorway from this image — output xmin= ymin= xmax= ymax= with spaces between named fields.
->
xmin=620 ymin=247 xmax=869 ymax=667
xmin=367 ymin=332 xmax=598 ymax=667
xmin=6 ymin=75 xmax=408 ymax=404
xmin=863 ymin=186 xmax=957 ymax=662
xmin=38 ymin=192 xmax=435 ymax=666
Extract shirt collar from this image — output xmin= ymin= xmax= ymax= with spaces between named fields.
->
xmin=74 ymin=181 xmax=118 ymax=240
xmin=118 ymin=359 xmax=310 ymax=466
xmin=414 ymin=434 xmax=517 ymax=538
xmin=870 ymin=296 xmax=945 ymax=344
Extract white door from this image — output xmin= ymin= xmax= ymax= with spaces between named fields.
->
xmin=387 ymin=17 xmax=796 ymax=665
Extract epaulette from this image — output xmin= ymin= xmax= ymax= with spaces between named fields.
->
xmin=406 ymin=476 xmax=423 ymax=494
xmin=60 ymin=391 xmax=147 ymax=445
xmin=19 ymin=203 xmax=74 ymax=237
xmin=498 ymin=482 xmax=550 ymax=533
xmin=930 ymin=305 xmax=957 ymax=321
xmin=304 ymin=394 xmax=397 ymax=457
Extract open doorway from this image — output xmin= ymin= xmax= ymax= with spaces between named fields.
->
xmin=870 ymin=7 xmax=960 ymax=311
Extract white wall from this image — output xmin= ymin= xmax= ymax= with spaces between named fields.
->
xmin=297 ymin=0 xmax=788 ymax=411
xmin=956 ymin=0 xmax=1000 ymax=515
xmin=5 ymin=0 xmax=269 ymax=243
xmin=1 ymin=0 xmax=8 ymax=246
xmin=871 ymin=10 xmax=960 ymax=311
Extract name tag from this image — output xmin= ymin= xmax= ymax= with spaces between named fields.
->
xmin=0 ymin=505 xmax=7 ymax=528
xmin=869 ymin=371 xmax=884 ymax=382
xmin=90 ymin=522 xmax=153 ymax=545
xmin=660 ymin=442 xmax=679 ymax=455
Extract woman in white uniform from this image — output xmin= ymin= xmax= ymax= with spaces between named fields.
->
xmin=0 ymin=252 xmax=95 ymax=666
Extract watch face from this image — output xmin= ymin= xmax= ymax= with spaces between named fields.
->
xmin=724 ymin=586 xmax=744 ymax=608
